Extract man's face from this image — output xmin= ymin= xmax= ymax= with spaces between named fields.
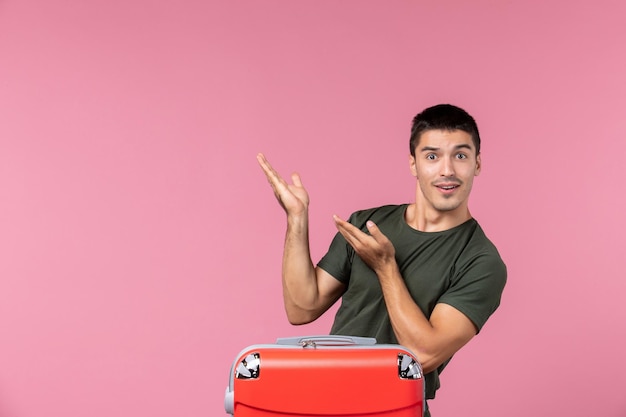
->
xmin=409 ymin=129 xmax=481 ymax=214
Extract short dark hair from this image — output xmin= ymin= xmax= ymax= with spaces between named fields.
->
xmin=410 ymin=104 xmax=481 ymax=156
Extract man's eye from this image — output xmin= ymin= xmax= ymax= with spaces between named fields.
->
xmin=426 ymin=154 xmax=436 ymax=160
xmin=456 ymin=153 xmax=467 ymax=159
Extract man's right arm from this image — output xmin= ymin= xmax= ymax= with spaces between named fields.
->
xmin=281 ymin=213 xmax=345 ymax=324
xmin=257 ymin=153 xmax=345 ymax=324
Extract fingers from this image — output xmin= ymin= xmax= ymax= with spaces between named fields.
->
xmin=257 ymin=153 xmax=289 ymax=196
xmin=257 ymin=154 xmax=309 ymax=215
xmin=257 ymin=153 xmax=282 ymax=184
xmin=257 ymin=153 xmax=301 ymax=188
xmin=333 ymin=216 xmax=395 ymax=271
xmin=333 ymin=215 xmax=370 ymax=247
xmin=333 ymin=215 xmax=353 ymax=244
xmin=334 ymin=216 xmax=383 ymax=243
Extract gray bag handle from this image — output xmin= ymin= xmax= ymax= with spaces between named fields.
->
xmin=275 ymin=335 xmax=377 ymax=347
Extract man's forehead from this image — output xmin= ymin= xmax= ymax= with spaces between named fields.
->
xmin=417 ymin=129 xmax=474 ymax=148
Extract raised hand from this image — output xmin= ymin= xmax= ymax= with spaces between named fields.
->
xmin=257 ymin=153 xmax=310 ymax=217
xmin=333 ymin=215 xmax=397 ymax=274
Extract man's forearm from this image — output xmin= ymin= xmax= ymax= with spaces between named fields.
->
xmin=376 ymin=263 xmax=476 ymax=374
xmin=375 ymin=263 xmax=440 ymax=371
xmin=281 ymin=214 xmax=322 ymax=324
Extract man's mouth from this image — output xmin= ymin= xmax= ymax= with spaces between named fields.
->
xmin=434 ymin=182 xmax=461 ymax=194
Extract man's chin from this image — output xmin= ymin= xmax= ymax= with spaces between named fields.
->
xmin=433 ymin=200 xmax=462 ymax=212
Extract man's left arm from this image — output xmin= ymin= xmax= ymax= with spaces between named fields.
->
xmin=333 ymin=216 xmax=477 ymax=374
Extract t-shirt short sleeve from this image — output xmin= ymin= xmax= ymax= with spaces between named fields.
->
xmin=437 ymin=249 xmax=507 ymax=333
xmin=317 ymin=212 xmax=363 ymax=284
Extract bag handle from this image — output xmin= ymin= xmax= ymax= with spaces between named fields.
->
xmin=275 ymin=335 xmax=377 ymax=347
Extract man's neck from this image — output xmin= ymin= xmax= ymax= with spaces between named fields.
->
xmin=404 ymin=203 xmax=472 ymax=232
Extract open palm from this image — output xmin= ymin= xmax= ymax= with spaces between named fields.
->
xmin=257 ymin=153 xmax=310 ymax=216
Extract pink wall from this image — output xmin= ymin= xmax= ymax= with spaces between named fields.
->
xmin=1 ymin=1 xmax=625 ymax=416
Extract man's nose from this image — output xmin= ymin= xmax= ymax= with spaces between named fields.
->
xmin=440 ymin=157 xmax=455 ymax=177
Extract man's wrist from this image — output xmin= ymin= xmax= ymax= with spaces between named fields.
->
xmin=375 ymin=260 xmax=400 ymax=280
xmin=286 ymin=212 xmax=309 ymax=233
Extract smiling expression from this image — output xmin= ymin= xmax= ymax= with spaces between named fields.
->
xmin=409 ymin=129 xmax=481 ymax=217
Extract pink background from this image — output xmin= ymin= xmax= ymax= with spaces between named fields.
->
xmin=1 ymin=1 xmax=625 ymax=416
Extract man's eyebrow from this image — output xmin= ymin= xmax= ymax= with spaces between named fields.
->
xmin=419 ymin=144 xmax=473 ymax=152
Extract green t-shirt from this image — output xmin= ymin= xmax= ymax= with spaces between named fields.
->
xmin=317 ymin=204 xmax=507 ymax=399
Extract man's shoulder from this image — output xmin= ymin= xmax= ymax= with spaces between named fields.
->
xmin=465 ymin=221 xmax=504 ymax=257
xmin=456 ymin=220 xmax=507 ymax=282
xmin=349 ymin=204 xmax=407 ymax=224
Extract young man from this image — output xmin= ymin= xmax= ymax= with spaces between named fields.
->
xmin=257 ymin=104 xmax=506 ymax=416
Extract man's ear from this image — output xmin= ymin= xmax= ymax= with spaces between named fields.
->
xmin=475 ymin=154 xmax=482 ymax=176
xmin=409 ymin=154 xmax=418 ymax=177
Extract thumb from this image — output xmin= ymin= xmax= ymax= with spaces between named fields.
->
xmin=291 ymin=172 xmax=304 ymax=187
xmin=366 ymin=220 xmax=394 ymax=254
xmin=366 ymin=220 xmax=380 ymax=237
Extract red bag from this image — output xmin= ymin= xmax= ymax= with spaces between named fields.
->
xmin=225 ymin=335 xmax=424 ymax=417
